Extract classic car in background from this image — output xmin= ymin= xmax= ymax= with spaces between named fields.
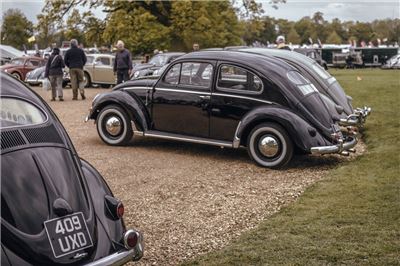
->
xmin=25 ymin=66 xmax=70 ymax=87
xmin=83 ymin=54 xmax=116 ymax=88
xmin=0 ymin=72 xmax=143 ymax=265
xmin=132 ymin=52 xmax=185 ymax=79
xmin=381 ymin=54 xmax=400 ymax=69
xmin=86 ymin=51 xmax=360 ymax=168
xmin=0 ymin=56 xmax=46 ymax=81
xmin=236 ymin=48 xmax=371 ymax=126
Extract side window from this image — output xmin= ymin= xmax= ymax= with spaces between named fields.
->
xmin=30 ymin=60 xmax=40 ymax=67
xmin=96 ymin=57 xmax=110 ymax=66
xmin=25 ymin=60 xmax=34 ymax=67
xmin=86 ymin=56 xmax=94 ymax=64
xmin=163 ymin=63 xmax=181 ymax=85
xmin=180 ymin=62 xmax=213 ymax=88
xmin=217 ymin=65 xmax=263 ymax=93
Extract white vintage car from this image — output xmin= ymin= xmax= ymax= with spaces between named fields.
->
xmin=83 ymin=54 xmax=116 ymax=88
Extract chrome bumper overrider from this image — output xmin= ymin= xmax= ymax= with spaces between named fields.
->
xmin=339 ymin=106 xmax=371 ymax=126
xmin=310 ymin=136 xmax=358 ymax=155
xmin=85 ymin=230 xmax=143 ymax=266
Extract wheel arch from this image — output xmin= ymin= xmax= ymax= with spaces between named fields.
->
xmin=236 ymin=106 xmax=330 ymax=152
xmin=89 ymin=91 xmax=150 ymax=132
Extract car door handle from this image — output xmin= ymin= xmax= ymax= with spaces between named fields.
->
xmin=199 ymin=95 xmax=210 ymax=100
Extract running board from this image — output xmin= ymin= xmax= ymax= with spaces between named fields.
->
xmin=139 ymin=130 xmax=234 ymax=148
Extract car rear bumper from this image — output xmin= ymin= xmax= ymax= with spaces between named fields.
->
xmin=25 ymin=78 xmax=44 ymax=85
xmin=339 ymin=106 xmax=371 ymax=126
xmin=310 ymin=136 xmax=358 ymax=155
xmin=85 ymin=230 xmax=143 ymax=266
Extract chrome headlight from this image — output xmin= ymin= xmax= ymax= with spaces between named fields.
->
xmin=133 ymin=71 xmax=140 ymax=78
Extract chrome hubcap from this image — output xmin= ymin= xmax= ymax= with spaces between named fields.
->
xmin=105 ymin=116 xmax=122 ymax=136
xmin=258 ymin=136 xmax=279 ymax=157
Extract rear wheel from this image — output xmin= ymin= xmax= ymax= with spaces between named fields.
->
xmin=247 ymin=122 xmax=293 ymax=169
xmin=83 ymin=72 xmax=91 ymax=88
xmin=11 ymin=72 xmax=21 ymax=80
xmin=96 ymin=105 xmax=133 ymax=145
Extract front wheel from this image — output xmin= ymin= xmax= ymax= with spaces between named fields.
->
xmin=247 ymin=122 xmax=293 ymax=169
xmin=83 ymin=72 xmax=91 ymax=88
xmin=96 ymin=105 xmax=133 ymax=145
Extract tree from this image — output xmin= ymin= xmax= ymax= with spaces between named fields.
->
xmin=294 ymin=17 xmax=314 ymax=44
xmin=349 ymin=22 xmax=373 ymax=44
xmin=82 ymin=12 xmax=106 ymax=46
xmin=170 ymin=1 xmax=243 ymax=50
xmin=35 ymin=14 xmax=57 ymax=49
xmin=326 ymin=31 xmax=342 ymax=44
xmin=1 ymin=9 xmax=33 ymax=49
xmin=102 ymin=8 xmax=171 ymax=54
xmin=287 ymin=27 xmax=300 ymax=44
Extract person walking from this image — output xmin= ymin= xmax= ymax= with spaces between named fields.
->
xmin=64 ymin=39 xmax=87 ymax=100
xmin=44 ymin=47 xmax=65 ymax=101
xmin=114 ymin=40 xmax=133 ymax=84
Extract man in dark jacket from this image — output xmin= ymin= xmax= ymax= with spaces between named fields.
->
xmin=64 ymin=39 xmax=87 ymax=100
xmin=114 ymin=40 xmax=133 ymax=84
xmin=45 ymin=47 xmax=65 ymax=101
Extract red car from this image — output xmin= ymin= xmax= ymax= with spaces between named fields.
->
xmin=0 ymin=56 xmax=46 ymax=81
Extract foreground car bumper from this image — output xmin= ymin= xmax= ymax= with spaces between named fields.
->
xmin=85 ymin=230 xmax=144 ymax=266
xmin=339 ymin=106 xmax=371 ymax=126
xmin=25 ymin=78 xmax=44 ymax=85
xmin=310 ymin=136 xmax=358 ymax=155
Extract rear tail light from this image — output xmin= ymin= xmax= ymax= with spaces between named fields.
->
xmin=124 ymin=230 xmax=139 ymax=249
xmin=117 ymin=202 xmax=124 ymax=218
xmin=105 ymin=195 xmax=123 ymax=220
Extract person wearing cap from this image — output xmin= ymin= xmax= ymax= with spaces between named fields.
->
xmin=44 ymin=47 xmax=65 ymax=101
xmin=276 ymin=36 xmax=291 ymax=50
xmin=113 ymin=40 xmax=133 ymax=84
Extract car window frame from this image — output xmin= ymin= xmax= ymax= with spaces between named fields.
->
xmin=216 ymin=63 xmax=264 ymax=95
xmin=95 ymin=56 xmax=111 ymax=66
xmin=0 ymin=96 xmax=49 ymax=130
xmin=177 ymin=61 xmax=214 ymax=91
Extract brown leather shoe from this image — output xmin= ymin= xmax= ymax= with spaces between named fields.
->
xmin=81 ymin=94 xmax=86 ymax=100
xmin=72 ymin=98 xmax=78 ymax=101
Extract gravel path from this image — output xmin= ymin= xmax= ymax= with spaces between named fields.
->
xmin=32 ymin=86 xmax=364 ymax=265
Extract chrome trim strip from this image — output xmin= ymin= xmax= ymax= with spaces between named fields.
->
xmin=233 ymin=121 xmax=242 ymax=148
xmin=131 ymin=121 xmax=144 ymax=136
xmin=144 ymin=132 xmax=233 ymax=147
xmin=156 ymin=87 xmax=211 ymax=95
xmin=212 ymin=93 xmax=273 ymax=104
xmin=123 ymin=86 xmax=151 ymax=91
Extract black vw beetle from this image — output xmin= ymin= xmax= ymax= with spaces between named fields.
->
xmin=1 ymin=73 xmax=143 ymax=265
xmin=236 ymin=48 xmax=371 ymax=126
xmin=86 ymin=51 xmax=358 ymax=168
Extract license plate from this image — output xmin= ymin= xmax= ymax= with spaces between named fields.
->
xmin=44 ymin=212 xmax=93 ymax=258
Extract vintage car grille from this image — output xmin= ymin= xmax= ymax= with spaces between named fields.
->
xmin=0 ymin=124 xmax=63 ymax=151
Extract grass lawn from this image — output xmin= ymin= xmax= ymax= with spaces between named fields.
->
xmin=183 ymin=69 xmax=400 ymax=265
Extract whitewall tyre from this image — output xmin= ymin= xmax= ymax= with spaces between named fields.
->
xmin=247 ymin=122 xmax=293 ymax=169
xmin=96 ymin=105 xmax=133 ymax=146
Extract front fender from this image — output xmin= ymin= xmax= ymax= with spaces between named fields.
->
xmin=88 ymin=90 xmax=150 ymax=131
xmin=237 ymin=106 xmax=331 ymax=152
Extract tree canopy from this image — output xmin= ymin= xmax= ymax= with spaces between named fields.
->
xmin=1 ymin=9 xmax=33 ymax=49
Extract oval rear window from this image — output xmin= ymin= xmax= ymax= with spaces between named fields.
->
xmin=0 ymin=98 xmax=46 ymax=128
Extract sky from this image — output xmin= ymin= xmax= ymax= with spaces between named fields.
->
xmin=0 ymin=0 xmax=399 ymax=24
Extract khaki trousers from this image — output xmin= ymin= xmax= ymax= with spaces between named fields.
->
xmin=69 ymin=68 xmax=85 ymax=99
xmin=49 ymin=75 xmax=63 ymax=99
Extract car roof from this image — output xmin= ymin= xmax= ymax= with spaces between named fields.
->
xmin=87 ymin=53 xmax=114 ymax=58
xmin=156 ymin=52 xmax=185 ymax=57
xmin=238 ymin=48 xmax=317 ymax=66
xmin=177 ymin=50 xmax=295 ymax=74
xmin=13 ymin=56 xmax=44 ymax=61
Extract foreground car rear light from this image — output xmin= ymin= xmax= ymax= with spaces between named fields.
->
xmin=124 ymin=230 xmax=139 ymax=249
xmin=117 ymin=202 xmax=124 ymax=218
xmin=105 ymin=195 xmax=124 ymax=220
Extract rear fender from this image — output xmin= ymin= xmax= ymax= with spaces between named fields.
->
xmin=80 ymin=159 xmax=126 ymax=248
xmin=236 ymin=106 xmax=331 ymax=152
xmin=89 ymin=91 xmax=149 ymax=131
